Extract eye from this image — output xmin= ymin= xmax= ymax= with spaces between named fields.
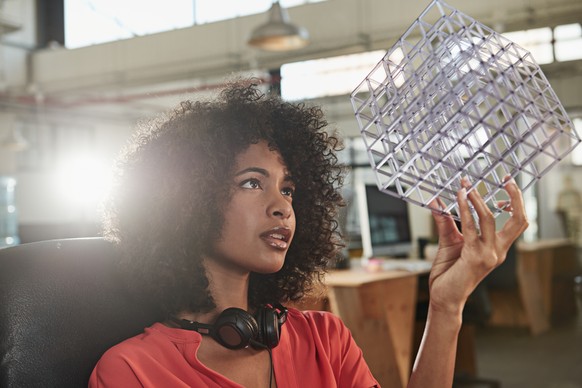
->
xmin=240 ymin=178 xmax=262 ymax=190
xmin=281 ymin=186 xmax=295 ymax=198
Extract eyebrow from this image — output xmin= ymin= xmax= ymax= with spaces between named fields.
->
xmin=234 ymin=167 xmax=269 ymax=177
xmin=234 ymin=167 xmax=294 ymax=183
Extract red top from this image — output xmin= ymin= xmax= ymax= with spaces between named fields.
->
xmin=89 ymin=308 xmax=379 ymax=388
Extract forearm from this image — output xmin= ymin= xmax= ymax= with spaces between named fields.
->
xmin=407 ymin=306 xmax=463 ymax=388
xmin=407 ymin=177 xmax=527 ymax=387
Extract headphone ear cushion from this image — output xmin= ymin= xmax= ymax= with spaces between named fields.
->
xmin=213 ymin=308 xmax=259 ymax=350
xmin=256 ymin=306 xmax=280 ymax=349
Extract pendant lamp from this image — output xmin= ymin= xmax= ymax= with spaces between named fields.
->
xmin=248 ymin=1 xmax=309 ymax=51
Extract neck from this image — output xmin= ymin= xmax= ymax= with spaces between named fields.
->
xmin=177 ymin=256 xmax=251 ymax=323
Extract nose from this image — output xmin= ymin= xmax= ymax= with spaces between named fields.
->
xmin=268 ymin=193 xmax=293 ymax=219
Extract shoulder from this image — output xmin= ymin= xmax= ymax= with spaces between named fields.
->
xmin=90 ymin=322 xmax=201 ymax=386
xmin=99 ymin=322 xmax=199 ymax=361
xmin=283 ymin=308 xmax=355 ymax=351
xmin=89 ymin=329 xmax=152 ymax=387
xmin=286 ymin=308 xmax=346 ymax=331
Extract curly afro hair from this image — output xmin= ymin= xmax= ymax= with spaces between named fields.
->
xmin=102 ymin=79 xmax=346 ymax=317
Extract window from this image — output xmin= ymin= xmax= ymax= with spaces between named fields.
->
xmin=502 ymin=27 xmax=554 ymax=65
xmin=280 ymin=22 xmax=582 ymax=102
xmin=64 ymin=0 xmax=324 ymax=49
xmin=554 ymin=24 xmax=582 ymax=62
xmin=502 ymin=23 xmax=582 ymax=65
xmin=65 ymin=0 xmax=195 ymax=48
xmin=194 ymin=0 xmax=324 ymax=24
xmin=280 ymin=50 xmax=386 ymax=101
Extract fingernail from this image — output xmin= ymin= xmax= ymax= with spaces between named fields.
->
xmin=461 ymin=176 xmax=471 ymax=188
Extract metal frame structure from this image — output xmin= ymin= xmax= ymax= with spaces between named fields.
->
xmin=351 ymin=0 xmax=581 ymax=220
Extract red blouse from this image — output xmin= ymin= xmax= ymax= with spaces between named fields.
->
xmin=89 ymin=308 xmax=379 ymax=388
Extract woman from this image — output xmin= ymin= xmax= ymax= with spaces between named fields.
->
xmin=89 ymin=79 xmax=528 ymax=387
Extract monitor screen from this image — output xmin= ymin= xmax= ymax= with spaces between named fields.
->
xmin=357 ymin=184 xmax=412 ymax=258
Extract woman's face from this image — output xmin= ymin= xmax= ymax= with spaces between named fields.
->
xmin=209 ymin=141 xmax=296 ymax=275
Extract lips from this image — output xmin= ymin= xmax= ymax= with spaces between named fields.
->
xmin=260 ymin=227 xmax=292 ymax=249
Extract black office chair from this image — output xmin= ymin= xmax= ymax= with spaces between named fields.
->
xmin=0 ymin=238 xmax=161 ymax=387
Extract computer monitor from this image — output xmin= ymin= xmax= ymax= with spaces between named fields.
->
xmin=357 ymin=183 xmax=412 ymax=259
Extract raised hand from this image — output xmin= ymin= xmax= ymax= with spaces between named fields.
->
xmin=428 ymin=176 xmax=529 ymax=315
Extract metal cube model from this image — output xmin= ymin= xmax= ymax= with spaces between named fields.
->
xmin=350 ymin=0 xmax=581 ymax=220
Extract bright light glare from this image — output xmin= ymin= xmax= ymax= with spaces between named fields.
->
xmin=56 ymin=156 xmax=112 ymax=206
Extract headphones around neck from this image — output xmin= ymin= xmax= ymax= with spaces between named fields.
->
xmin=171 ymin=303 xmax=288 ymax=350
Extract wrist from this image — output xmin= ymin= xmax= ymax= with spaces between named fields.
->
xmin=427 ymin=302 xmax=463 ymax=329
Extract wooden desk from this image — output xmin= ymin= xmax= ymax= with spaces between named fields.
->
xmin=324 ymin=261 xmax=430 ymax=388
xmin=488 ymin=239 xmax=579 ymax=335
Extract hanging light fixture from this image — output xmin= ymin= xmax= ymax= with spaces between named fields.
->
xmin=248 ymin=1 xmax=310 ymax=51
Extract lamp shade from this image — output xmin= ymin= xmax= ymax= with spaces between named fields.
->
xmin=248 ymin=2 xmax=309 ymax=51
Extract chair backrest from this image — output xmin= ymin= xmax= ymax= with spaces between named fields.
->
xmin=0 ymin=238 xmax=161 ymax=387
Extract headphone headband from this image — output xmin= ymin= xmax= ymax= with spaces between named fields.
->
xmin=266 ymin=303 xmax=288 ymax=325
xmin=170 ymin=317 xmax=213 ymax=335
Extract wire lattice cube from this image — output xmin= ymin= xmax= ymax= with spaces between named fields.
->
xmin=350 ymin=0 xmax=581 ymax=220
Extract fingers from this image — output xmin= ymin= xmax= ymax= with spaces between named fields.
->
xmin=497 ymin=176 xmax=529 ymax=248
xmin=433 ymin=175 xmax=526 ymax=249
xmin=459 ymin=177 xmax=496 ymax=242
xmin=429 ymin=198 xmax=459 ymax=239
xmin=496 ymin=200 xmax=513 ymax=213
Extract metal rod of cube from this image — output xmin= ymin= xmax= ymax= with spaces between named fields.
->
xmin=350 ymin=0 xmax=581 ymax=221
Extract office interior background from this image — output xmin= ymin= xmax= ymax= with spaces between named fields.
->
xmin=0 ymin=1 xmax=581 ymax=387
